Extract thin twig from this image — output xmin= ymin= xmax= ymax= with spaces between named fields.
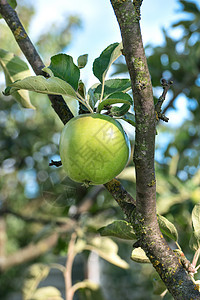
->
xmin=0 ymin=207 xmax=67 ymax=225
xmin=49 ymin=160 xmax=62 ymax=167
xmin=155 ymin=79 xmax=173 ymax=123
xmin=65 ymin=232 xmax=77 ymax=300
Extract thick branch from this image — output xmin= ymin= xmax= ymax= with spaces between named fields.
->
xmin=110 ymin=1 xmax=200 ymax=299
xmin=0 ymin=0 xmax=73 ymax=124
xmin=104 ymin=179 xmax=136 ymax=219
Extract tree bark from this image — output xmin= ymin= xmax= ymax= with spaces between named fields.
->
xmin=109 ymin=1 xmax=200 ymax=299
xmin=1 ymin=0 xmax=200 ymax=298
xmin=0 ymin=0 xmax=73 ymax=125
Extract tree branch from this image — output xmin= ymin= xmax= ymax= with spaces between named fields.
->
xmin=65 ymin=232 xmax=77 ymax=300
xmin=110 ymin=0 xmax=200 ymax=299
xmin=155 ymin=79 xmax=173 ymax=123
xmin=0 ymin=0 xmax=134 ymax=224
xmin=0 ymin=222 xmax=76 ymax=272
xmin=104 ymin=178 xmax=136 ymax=219
xmin=1 ymin=0 xmax=199 ymax=297
xmin=0 ymin=0 xmax=73 ymax=125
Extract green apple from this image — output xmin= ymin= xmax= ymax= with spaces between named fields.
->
xmin=59 ymin=113 xmax=130 ymax=185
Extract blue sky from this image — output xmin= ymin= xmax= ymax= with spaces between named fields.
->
xmin=28 ymin=0 xmax=199 ymax=131
xmin=29 ymin=0 xmax=198 ymax=92
xmin=3 ymin=0 xmax=198 ymax=195
xmin=30 ymin=0 xmax=188 ymax=64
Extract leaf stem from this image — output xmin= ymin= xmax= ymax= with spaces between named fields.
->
xmin=99 ymin=79 xmax=105 ymax=103
xmin=192 ymin=248 xmax=200 ymax=268
xmin=76 ymin=91 xmax=93 ymax=113
xmin=175 ymin=242 xmax=182 ymax=251
xmin=49 ymin=263 xmax=66 ymax=273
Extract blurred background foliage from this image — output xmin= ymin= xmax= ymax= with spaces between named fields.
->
xmin=0 ymin=0 xmax=199 ymax=299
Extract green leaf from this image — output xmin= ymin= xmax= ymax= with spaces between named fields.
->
xmin=179 ymin=0 xmax=199 ymax=14
xmin=97 ymin=92 xmax=133 ymax=113
xmin=7 ymin=75 xmax=78 ymax=99
xmin=87 ymin=83 xmax=99 ymax=109
xmin=0 ymin=0 xmax=17 ymax=18
xmin=98 ymin=220 xmax=136 ymax=240
xmin=23 ymin=264 xmax=50 ymax=300
xmin=77 ymin=80 xmax=86 ymax=98
xmin=48 ymin=53 xmax=80 ymax=90
xmin=85 ymin=237 xmax=129 ymax=269
xmin=94 ymin=79 xmax=132 ymax=100
xmin=157 ymin=214 xmax=178 ymax=241
xmin=31 ymin=287 xmax=64 ymax=300
xmin=110 ymin=104 xmax=130 ymax=117
xmin=0 ymin=49 xmax=35 ymax=109
xmin=121 ymin=112 xmax=136 ymax=127
xmin=74 ymin=238 xmax=87 ymax=254
xmin=189 ymin=204 xmax=200 ymax=251
xmin=77 ymin=54 xmax=88 ymax=69
xmin=62 ymin=95 xmax=79 ymax=116
xmin=172 ymin=20 xmax=193 ymax=29
xmin=73 ymin=280 xmax=105 ymax=300
xmin=131 ymin=247 xmax=150 ymax=263
xmin=93 ymin=42 xmax=123 ymax=83
xmin=192 ymin=203 xmax=200 ymax=233
xmin=189 ymin=231 xmax=200 ymax=251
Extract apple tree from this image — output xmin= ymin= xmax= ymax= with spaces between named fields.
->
xmin=0 ymin=0 xmax=200 ymax=299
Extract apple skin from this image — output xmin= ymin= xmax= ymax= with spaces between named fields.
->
xmin=59 ymin=113 xmax=130 ymax=185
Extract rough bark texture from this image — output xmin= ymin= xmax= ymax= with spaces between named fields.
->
xmin=0 ymin=0 xmax=73 ymax=124
xmin=1 ymin=0 xmax=200 ymax=298
xmin=109 ymin=1 xmax=200 ymax=299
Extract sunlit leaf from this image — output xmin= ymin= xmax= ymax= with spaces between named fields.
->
xmin=7 ymin=75 xmax=78 ymax=100
xmin=73 ymin=280 xmax=105 ymax=300
xmin=48 ymin=53 xmax=80 ymax=90
xmin=189 ymin=231 xmax=200 ymax=251
xmin=23 ymin=264 xmax=50 ymax=300
xmin=192 ymin=203 xmax=200 ymax=233
xmin=85 ymin=237 xmax=129 ymax=269
xmin=74 ymin=238 xmax=87 ymax=254
xmin=157 ymin=214 xmax=178 ymax=241
xmin=99 ymin=220 xmax=136 ymax=240
xmin=0 ymin=49 xmax=35 ymax=109
xmin=131 ymin=247 xmax=150 ymax=263
xmin=93 ymin=42 xmax=123 ymax=83
xmin=63 ymin=95 xmax=79 ymax=116
xmin=77 ymin=54 xmax=88 ymax=69
xmin=189 ymin=204 xmax=200 ymax=251
xmin=31 ymin=287 xmax=64 ymax=300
